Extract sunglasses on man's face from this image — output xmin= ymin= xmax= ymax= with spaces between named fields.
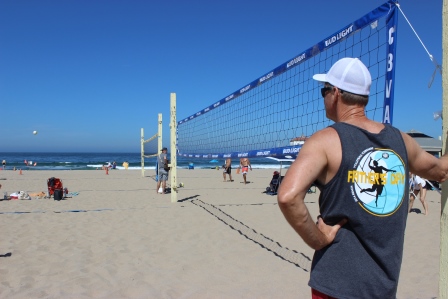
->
xmin=320 ymin=86 xmax=333 ymax=98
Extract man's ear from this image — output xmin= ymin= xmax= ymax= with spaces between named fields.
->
xmin=333 ymin=86 xmax=342 ymax=97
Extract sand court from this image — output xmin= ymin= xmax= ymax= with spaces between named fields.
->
xmin=0 ymin=169 xmax=441 ymax=298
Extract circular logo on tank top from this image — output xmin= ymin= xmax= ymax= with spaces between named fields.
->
xmin=350 ymin=148 xmax=406 ymax=216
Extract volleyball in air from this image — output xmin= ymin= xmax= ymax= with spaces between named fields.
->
xmin=33 ymin=131 xmax=38 ymax=135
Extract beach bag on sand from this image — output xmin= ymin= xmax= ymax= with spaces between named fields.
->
xmin=18 ymin=191 xmax=31 ymax=200
xmin=164 ymin=160 xmax=170 ymax=171
xmin=54 ymin=189 xmax=64 ymax=201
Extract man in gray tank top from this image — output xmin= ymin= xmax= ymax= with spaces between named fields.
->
xmin=277 ymin=57 xmax=448 ymax=298
xmin=157 ymin=147 xmax=169 ymax=194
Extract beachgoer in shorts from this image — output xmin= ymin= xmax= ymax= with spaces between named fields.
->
xmin=409 ymin=173 xmax=429 ymax=215
xmin=157 ymin=147 xmax=169 ymax=194
xmin=238 ymin=157 xmax=252 ymax=184
xmin=222 ymin=158 xmax=233 ymax=182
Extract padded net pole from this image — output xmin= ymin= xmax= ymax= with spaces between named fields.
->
xmin=158 ymin=113 xmax=162 ymax=153
xmin=440 ymin=1 xmax=448 ymax=297
xmin=141 ymin=128 xmax=145 ymax=177
xmin=170 ymin=93 xmax=177 ymax=203
xmin=141 ymin=114 xmax=163 ymax=177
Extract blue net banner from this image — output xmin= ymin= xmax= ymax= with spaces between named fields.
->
xmin=382 ymin=2 xmax=398 ymax=124
xmin=178 ymin=1 xmax=397 ymax=160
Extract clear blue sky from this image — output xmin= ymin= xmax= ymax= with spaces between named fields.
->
xmin=0 ymin=0 xmax=443 ymax=152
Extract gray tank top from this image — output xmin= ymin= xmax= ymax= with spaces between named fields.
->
xmin=309 ymin=122 xmax=409 ymax=298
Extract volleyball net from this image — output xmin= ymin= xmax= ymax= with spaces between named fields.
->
xmin=177 ymin=1 xmax=398 ymax=160
xmin=141 ymin=113 xmax=162 ymax=177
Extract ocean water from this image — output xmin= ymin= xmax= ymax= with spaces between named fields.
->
xmin=0 ymin=152 xmax=291 ymax=171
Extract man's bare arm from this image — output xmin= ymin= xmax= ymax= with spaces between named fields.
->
xmin=277 ymin=128 xmax=345 ymax=250
xmin=401 ymin=132 xmax=448 ymax=182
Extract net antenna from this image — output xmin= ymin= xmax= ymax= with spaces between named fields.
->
xmin=396 ymin=3 xmax=442 ymax=88
xmin=141 ymin=113 xmax=162 ymax=177
xmin=177 ymin=1 xmax=398 ymax=161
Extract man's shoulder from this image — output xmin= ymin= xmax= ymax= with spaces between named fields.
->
xmin=300 ymin=128 xmax=341 ymax=157
xmin=311 ymin=127 xmax=339 ymax=140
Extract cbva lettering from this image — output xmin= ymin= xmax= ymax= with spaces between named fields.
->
xmin=238 ymin=153 xmax=248 ymax=157
xmin=189 ymin=116 xmax=194 ymax=119
xmin=325 ymin=25 xmax=354 ymax=47
xmin=287 ymin=53 xmax=306 ymax=68
xmin=196 ymin=112 xmax=201 ymax=116
xmin=213 ymin=102 xmax=220 ymax=108
xmin=225 ymin=94 xmax=234 ymax=101
xmin=223 ymin=154 xmax=231 ymax=158
xmin=212 ymin=155 xmax=218 ymax=158
xmin=259 ymin=72 xmax=274 ymax=83
xmin=204 ymin=108 xmax=210 ymax=112
xmin=195 ymin=155 xmax=200 ymax=158
xmin=383 ymin=25 xmax=396 ymax=124
xmin=256 ymin=151 xmax=270 ymax=156
xmin=202 ymin=155 xmax=208 ymax=158
xmin=240 ymin=85 xmax=250 ymax=93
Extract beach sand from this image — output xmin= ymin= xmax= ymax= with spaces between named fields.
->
xmin=0 ymin=168 xmax=440 ymax=298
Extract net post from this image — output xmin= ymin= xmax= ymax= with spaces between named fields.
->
xmin=141 ymin=128 xmax=145 ymax=177
xmin=158 ymin=113 xmax=162 ymax=152
xmin=170 ymin=93 xmax=177 ymax=203
xmin=440 ymin=1 xmax=448 ymax=297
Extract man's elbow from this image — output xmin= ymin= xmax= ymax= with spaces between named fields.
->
xmin=438 ymin=170 xmax=448 ymax=183
xmin=277 ymin=188 xmax=297 ymax=208
xmin=432 ymin=161 xmax=448 ymax=183
xmin=277 ymin=187 xmax=288 ymax=204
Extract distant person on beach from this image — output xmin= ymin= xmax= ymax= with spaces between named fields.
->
xmin=222 ymin=158 xmax=233 ymax=182
xmin=238 ymin=157 xmax=252 ymax=184
xmin=409 ymin=173 xmax=429 ymax=215
xmin=277 ymin=57 xmax=448 ymax=298
xmin=157 ymin=147 xmax=169 ymax=194
xmin=112 ymin=161 xmax=117 ymax=169
xmin=2 ymin=159 xmax=5 ymax=170
xmin=123 ymin=161 xmax=129 ymax=170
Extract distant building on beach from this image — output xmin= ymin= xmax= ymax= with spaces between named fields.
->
xmin=407 ymin=129 xmax=442 ymax=156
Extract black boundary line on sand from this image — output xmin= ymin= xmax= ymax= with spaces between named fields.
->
xmin=189 ymin=198 xmax=311 ymax=272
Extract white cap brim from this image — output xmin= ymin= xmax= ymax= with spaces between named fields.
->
xmin=312 ymin=74 xmax=327 ymax=83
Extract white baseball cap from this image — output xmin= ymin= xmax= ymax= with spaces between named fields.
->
xmin=313 ymin=57 xmax=371 ymax=96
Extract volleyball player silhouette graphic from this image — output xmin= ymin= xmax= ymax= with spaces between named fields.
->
xmin=360 ymin=157 xmax=396 ymax=206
